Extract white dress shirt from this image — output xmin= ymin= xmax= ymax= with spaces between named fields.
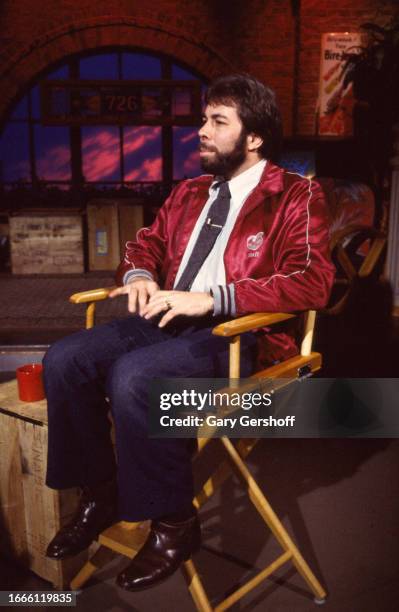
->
xmin=174 ymin=159 xmax=267 ymax=292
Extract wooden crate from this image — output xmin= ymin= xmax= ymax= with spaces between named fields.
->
xmin=87 ymin=200 xmax=144 ymax=271
xmin=9 ymin=212 xmax=84 ymax=275
xmin=87 ymin=201 xmax=120 ymax=271
xmin=118 ymin=201 xmax=144 ymax=260
xmin=0 ymin=380 xmax=88 ymax=588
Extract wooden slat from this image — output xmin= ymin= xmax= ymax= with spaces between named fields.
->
xmin=87 ymin=202 xmax=120 ymax=271
xmin=182 ymin=559 xmax=213 ymax=612
xmin=194 ymin=439 xmax=259 ymax=509
xmin=215 ymin=551 xmax=292 ymax=612
xmin=0 ymin=397 xmax=86 ymax=589
xmin=98 ymin=521 xmax=150 ymax=559
xmin=9 ymin=214 xmax=84 ymax=275
xmin=118 ymin=203 xmax=144 ymax=259
xmin=229 ymin=336 xmax=241 ymax=379
xmin=0 ymin=380 xmax=47 ymax=424
xmin=300 ymin=310 xmax=316 ymax=357
xmin=69 ymin=287 xmax=115 ymax=304
xmin=252 ymin=352 xmax=321 ymax=381
xmin=220 ymin=437 xmax=327 ymax=602
xmin=212 ymin=313 xmax=296 ymax=337
xmin=70 ymin=546 xmax=118 ymax=590
xmin=0 ymin=412 xmax=26 ymax=558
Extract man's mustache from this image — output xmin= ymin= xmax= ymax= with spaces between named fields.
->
xmin=198 ymin=144 xmax=217 ymax=152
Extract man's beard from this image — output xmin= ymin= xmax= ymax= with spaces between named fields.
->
xmin=199 ymin=129 xmax=247 ymax=177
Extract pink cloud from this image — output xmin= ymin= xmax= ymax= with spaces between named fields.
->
xmin=11 ymin=145 xmax=70 ymax=182
xmin=82 ymin=128 xmax=120 ymax=180
xmin=81 ymin=126 xmax=161 ymax=181
xmin=82 ymin=130 xmax=118 ymax=150
xmin=125 ymin=156 xmax=162 ymax=181
xmin=180 ymin=130 xmax=198 ymax=144
xmin=8 ymin=124 xmax=202 ymax=184
xmin=83 ymin=149 xmax=119 ymax=180
xmin=36 ymin=145 xmax=71 ymax=180
xmin=124 ymin=126 xmax=160 ymax=155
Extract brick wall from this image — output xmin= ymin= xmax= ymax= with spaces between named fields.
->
xmin=0 ymin=0 xmax=398 ymax=137
xmin=0 ymin=0 xmax=294 ymax=133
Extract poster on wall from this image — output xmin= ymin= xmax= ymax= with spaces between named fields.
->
xmin=317 ymin=32 xmax=361 ymax=136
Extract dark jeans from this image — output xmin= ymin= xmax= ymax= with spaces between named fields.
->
xmin=43 ymin=314 xmax=257 ymax=521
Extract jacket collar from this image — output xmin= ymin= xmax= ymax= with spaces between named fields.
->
xmin=256 ymin=160 xmax=285 ymax=196
xmin=186 ymin=160 xmax=285 ymax=200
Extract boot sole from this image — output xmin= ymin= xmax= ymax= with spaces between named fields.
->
xmin=46 ymin=515 xmax=118 ymax=560
xmin=116 ymin=536 xmax=202 ymax=592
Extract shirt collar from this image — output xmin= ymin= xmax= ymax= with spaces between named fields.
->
xmin=209 ymin=159 xmax=267 ymax=200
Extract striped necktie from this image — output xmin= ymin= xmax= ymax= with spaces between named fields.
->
xmin=175 ymin=181 xmax=231 ymax=291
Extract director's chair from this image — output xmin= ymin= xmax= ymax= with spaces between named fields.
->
xmin=68 ymin=287 xmax=326 ymax=610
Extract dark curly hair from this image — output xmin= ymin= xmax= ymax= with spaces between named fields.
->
xmin=205 ymin=74 xmax=283 ymax=162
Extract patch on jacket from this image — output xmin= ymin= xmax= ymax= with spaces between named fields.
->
xmin=247 ymin=232 xmax=264 ymax=252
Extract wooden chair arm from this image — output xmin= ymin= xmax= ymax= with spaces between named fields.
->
xmin=68 ymin=288 xmax=297 ymax=340
xmin=69 ymin=287 xmax=117 ymax=304
xmin=212 ymin=312 xmax=296 ymax=337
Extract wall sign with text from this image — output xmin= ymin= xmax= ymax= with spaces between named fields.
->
xmin=317 ymin=32 xmax=361 ymax=137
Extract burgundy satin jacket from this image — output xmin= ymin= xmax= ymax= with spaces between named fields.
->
xmin=116 ymin=162 xmax=335 ymax=366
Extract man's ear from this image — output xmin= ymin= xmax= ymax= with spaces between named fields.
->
xmin=247 ymin=133 xmax=263 ymax=153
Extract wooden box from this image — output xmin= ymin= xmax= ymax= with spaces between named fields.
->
xmin=0 ymin=380 xmax=88 ymax=588
xmin=87 ymin=200 xmax=144 ymax=271
xmin=118 ymin=201 xmax=144 ymax=260
xmin=9 ymin=212 xmax=84 ymax=275
xmin=87 ymin=201 xmax=120 ymax=271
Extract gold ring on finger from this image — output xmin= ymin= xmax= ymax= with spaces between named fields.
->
xmin=165 ymin=299 xmax=172 ymax=310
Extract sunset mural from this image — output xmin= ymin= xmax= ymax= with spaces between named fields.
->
xmin=0 ymin=51 xmax=203 ymax=188
xmin=1 ymin=124 xmax=201 ymax=184
xmin=35 ymin=126 xmax=71 ymax=181
xmin=123 ymin=127 xmax=162 ymax=181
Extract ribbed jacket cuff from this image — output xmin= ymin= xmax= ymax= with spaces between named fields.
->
xmin=210 ymin=283 xmax=236 ymax=317
xmin=123 ymin=269 xmax=154 ymax=285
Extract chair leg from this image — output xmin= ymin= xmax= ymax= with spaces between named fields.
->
xmin=181 ymin=559 xmax=213 ymax=612
xmin=214 ymin=551 xmax=292 ymax=612
xmin=70 ymin=545 xmax=118 ymax=589
xmin=194 ymin=439 xmax=259 ymax=509
xmin=220 ymin=437 xmax=327 ymax=602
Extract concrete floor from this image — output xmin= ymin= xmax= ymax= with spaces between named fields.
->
xmin=1 ymin=274 xmax=399 ymax=611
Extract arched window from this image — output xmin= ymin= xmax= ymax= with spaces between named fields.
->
xmin=0 ymin=50 xmax=205 ymax=209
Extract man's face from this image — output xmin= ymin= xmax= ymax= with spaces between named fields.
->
xmin=198 ymin=103 xmax=249 ymax=177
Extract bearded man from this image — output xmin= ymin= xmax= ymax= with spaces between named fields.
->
xmin=43 ymin=74 xmax=335 ymax=591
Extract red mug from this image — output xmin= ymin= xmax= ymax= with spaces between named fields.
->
xmin=16 ymin=363 xmax=46 ymax=402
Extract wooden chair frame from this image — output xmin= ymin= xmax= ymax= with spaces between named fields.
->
xmin=68 ymin=288 xmax=327 ymax=609
xmin=326 ymin=223 xmax=386 ymax=314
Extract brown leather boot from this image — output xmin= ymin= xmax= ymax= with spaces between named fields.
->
xmin=46 ymin=478 xmax=118 ymax=559
xmin=116 ymin=513 xmax=201 ymax=591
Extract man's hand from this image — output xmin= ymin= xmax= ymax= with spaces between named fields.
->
xmin=109 ymin=277 xmax=160 ymax=314
xmin=142 ymin=290 xmax=214 ymax=328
